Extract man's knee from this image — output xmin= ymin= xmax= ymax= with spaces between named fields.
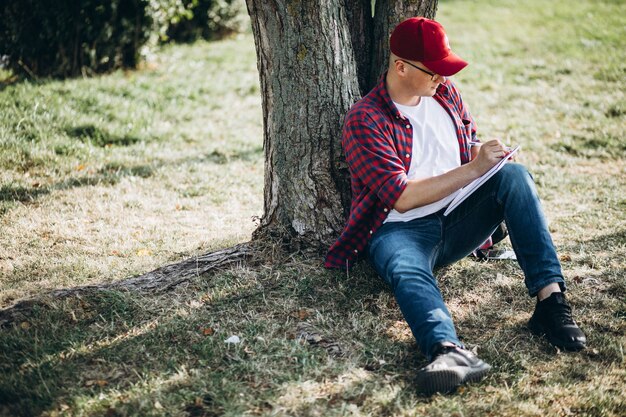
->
xmin=501 ymin=162 xmax=530 ymax=180
xmin=385 ymin=256 xmax=437 ymax=291
xmin=497 ymin=163 xmax=536 ymax=192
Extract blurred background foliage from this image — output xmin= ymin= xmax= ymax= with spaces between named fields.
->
xmin=0 ymin=0 xmax=247 ymax=79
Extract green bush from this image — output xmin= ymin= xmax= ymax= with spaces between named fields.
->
xmin=0 ymin=0 xmax=246 ymax=78
xmin=165 ymin=0 xmax=247 ymax=43
xmin=0 ymin=0 xmax=152 ymax=78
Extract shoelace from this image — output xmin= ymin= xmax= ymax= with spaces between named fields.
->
xmin=433 ymin=345 xmax=474 ymax=360
xmin=548 ymin=301 xmax=575 ymax=325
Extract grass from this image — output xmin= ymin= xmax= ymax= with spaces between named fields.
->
xmin=1 ymin=0 xmax=625 ymax=415
xmin=0 ymin=36 xmax=264 ymax=306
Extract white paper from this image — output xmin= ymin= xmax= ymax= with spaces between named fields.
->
xmin=443 ymin=145 xmax=520 ymax=216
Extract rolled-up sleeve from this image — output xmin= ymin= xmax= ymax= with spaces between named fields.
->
xmin=343 ymin=112 xmax=407 ymax=208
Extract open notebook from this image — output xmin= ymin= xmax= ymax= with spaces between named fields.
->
xmin=443 ymin=145 xmax=520 ymax=216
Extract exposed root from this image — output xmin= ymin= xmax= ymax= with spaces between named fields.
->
xmin=0 ymin=241 xmax=259 ymax=327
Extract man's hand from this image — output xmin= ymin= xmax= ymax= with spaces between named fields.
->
xmin=393 ymin=139 xmax=513 ymax=213
xmin=470 ymin=139 xmax=510 ymax=176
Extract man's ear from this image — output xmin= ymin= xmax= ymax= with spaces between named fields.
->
xmin=394 ymin=59 xmax=408 ymax=77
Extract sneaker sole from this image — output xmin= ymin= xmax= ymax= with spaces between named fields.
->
xmin=528 ymin=320 xmax=586 ymax=351
xmin=416 ymin=364 xmax=492 ymax=395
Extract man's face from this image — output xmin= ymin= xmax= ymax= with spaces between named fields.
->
xmin=396 ymin=59 xmax=446 ymax=97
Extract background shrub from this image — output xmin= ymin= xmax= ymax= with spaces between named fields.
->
xmin=165 ymin=0 xmax=247 ymax=43
xmin=0 ymin=0 xmax=246 ymax=78
xmin=0 ymin=0 xmax=152 ymax=78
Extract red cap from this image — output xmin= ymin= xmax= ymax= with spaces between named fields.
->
xmin=390 ymin=17 xmax=468 ymax=76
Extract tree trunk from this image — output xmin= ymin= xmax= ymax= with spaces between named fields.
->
xmin=245 ymin=0 xmax=438 ymax=253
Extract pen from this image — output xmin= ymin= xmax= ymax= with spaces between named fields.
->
xmin=470 ymin=141 xmax=515 ymax=154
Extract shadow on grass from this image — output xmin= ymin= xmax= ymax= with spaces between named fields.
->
xmin=1 ymin=233 xmax=624 ymax=415
xmin=65 ymin=125 xmax=142 ymax=148
xmin=550 ymin=133 xmax=626 ymax=160
xmin=201 ymin=147 xmax=264 ymax=165
xmin=0 ymin=143 xmax=263 ymax=218
xmin=0 ymin=260 xmax=408 ymax=416
xmin=0 ymin=165 xmax=155 ymax=203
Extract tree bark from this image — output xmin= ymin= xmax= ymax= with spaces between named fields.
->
xmin=246 ymin=0 xmax=438 ymax=253
xmin=245 ymin=0 xmax=362 ymax=252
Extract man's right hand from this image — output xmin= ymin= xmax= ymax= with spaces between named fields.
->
xmin=470 ymin=139 xmax=510 ymax=176
xmin=393 ymin=139 xmax=513 ymax=213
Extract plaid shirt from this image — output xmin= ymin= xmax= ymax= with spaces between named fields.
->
xmin=325 ymin=75 xmax=477 ymax=269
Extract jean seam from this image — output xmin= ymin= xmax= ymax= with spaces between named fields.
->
xmin=430 ymin=216 xmax=444 ymax=268
xmin=499 ymin=188 xmax=565 ymax=297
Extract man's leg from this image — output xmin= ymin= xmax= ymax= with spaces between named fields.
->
xmin=439 ymin=163 xmax=564 ymax=292
xmin=368 ymin=216 xmax=461 ymax=357
xmin=368 ymin=216 xmax=492 ymax=395
xmin=438 ymin=163 xmax=585 ymax=350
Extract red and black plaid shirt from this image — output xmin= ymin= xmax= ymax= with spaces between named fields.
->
xmin=325 ymin=75 xmax=477 ymax=269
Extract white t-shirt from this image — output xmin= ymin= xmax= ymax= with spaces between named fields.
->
xmin=385 ymin=97 xmax=461 ymax=222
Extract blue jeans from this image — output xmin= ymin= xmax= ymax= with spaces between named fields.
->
xmin=367 ymin=163 xmax=565 ymax=358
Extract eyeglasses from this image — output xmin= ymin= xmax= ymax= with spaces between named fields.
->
xmin=395 ymin=59 xmax=441 ymax=81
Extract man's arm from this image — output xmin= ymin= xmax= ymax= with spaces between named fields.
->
xmin=393 ymin=139 xmax=509 ymax=213
xmin=343 ymin=113 xmax=409 ymax=208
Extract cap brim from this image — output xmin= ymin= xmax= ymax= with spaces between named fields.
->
xmin=422 ymin=52 xmax=468 ymax=77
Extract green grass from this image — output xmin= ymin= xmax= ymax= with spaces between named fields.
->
xmin=1 ymin=0 xmax=625 ymax=416
xmin=0 ymin=36 xmax=264 ymax=304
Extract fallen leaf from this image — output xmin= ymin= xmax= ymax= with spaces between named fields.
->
xmin=559 ymin=254 xmax=572 ymax=262
xmin=202 ymin=327 xmax=215 ymax=336
xmin=76 ymin=164 xmax=86 ymax=171
xmin=293 ymin=309 xmax=310 ymax=320
xmin=582 ymin=277 xmax=600 ymax=286
xmin=85 ymin=379 xmax=108 ymax=387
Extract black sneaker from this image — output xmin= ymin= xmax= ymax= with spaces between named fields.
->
xmin=528 ymin=292 xmax=586 ymax=351
xmin=415 ymin=344 xmax=491 ymax=395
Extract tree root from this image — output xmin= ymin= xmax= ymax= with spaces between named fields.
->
xmin=0 ymin=241 xmax=259 ymax=328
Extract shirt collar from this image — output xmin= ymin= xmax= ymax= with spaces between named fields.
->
xmin=375 ymin=72 xmax=406 ymax=120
